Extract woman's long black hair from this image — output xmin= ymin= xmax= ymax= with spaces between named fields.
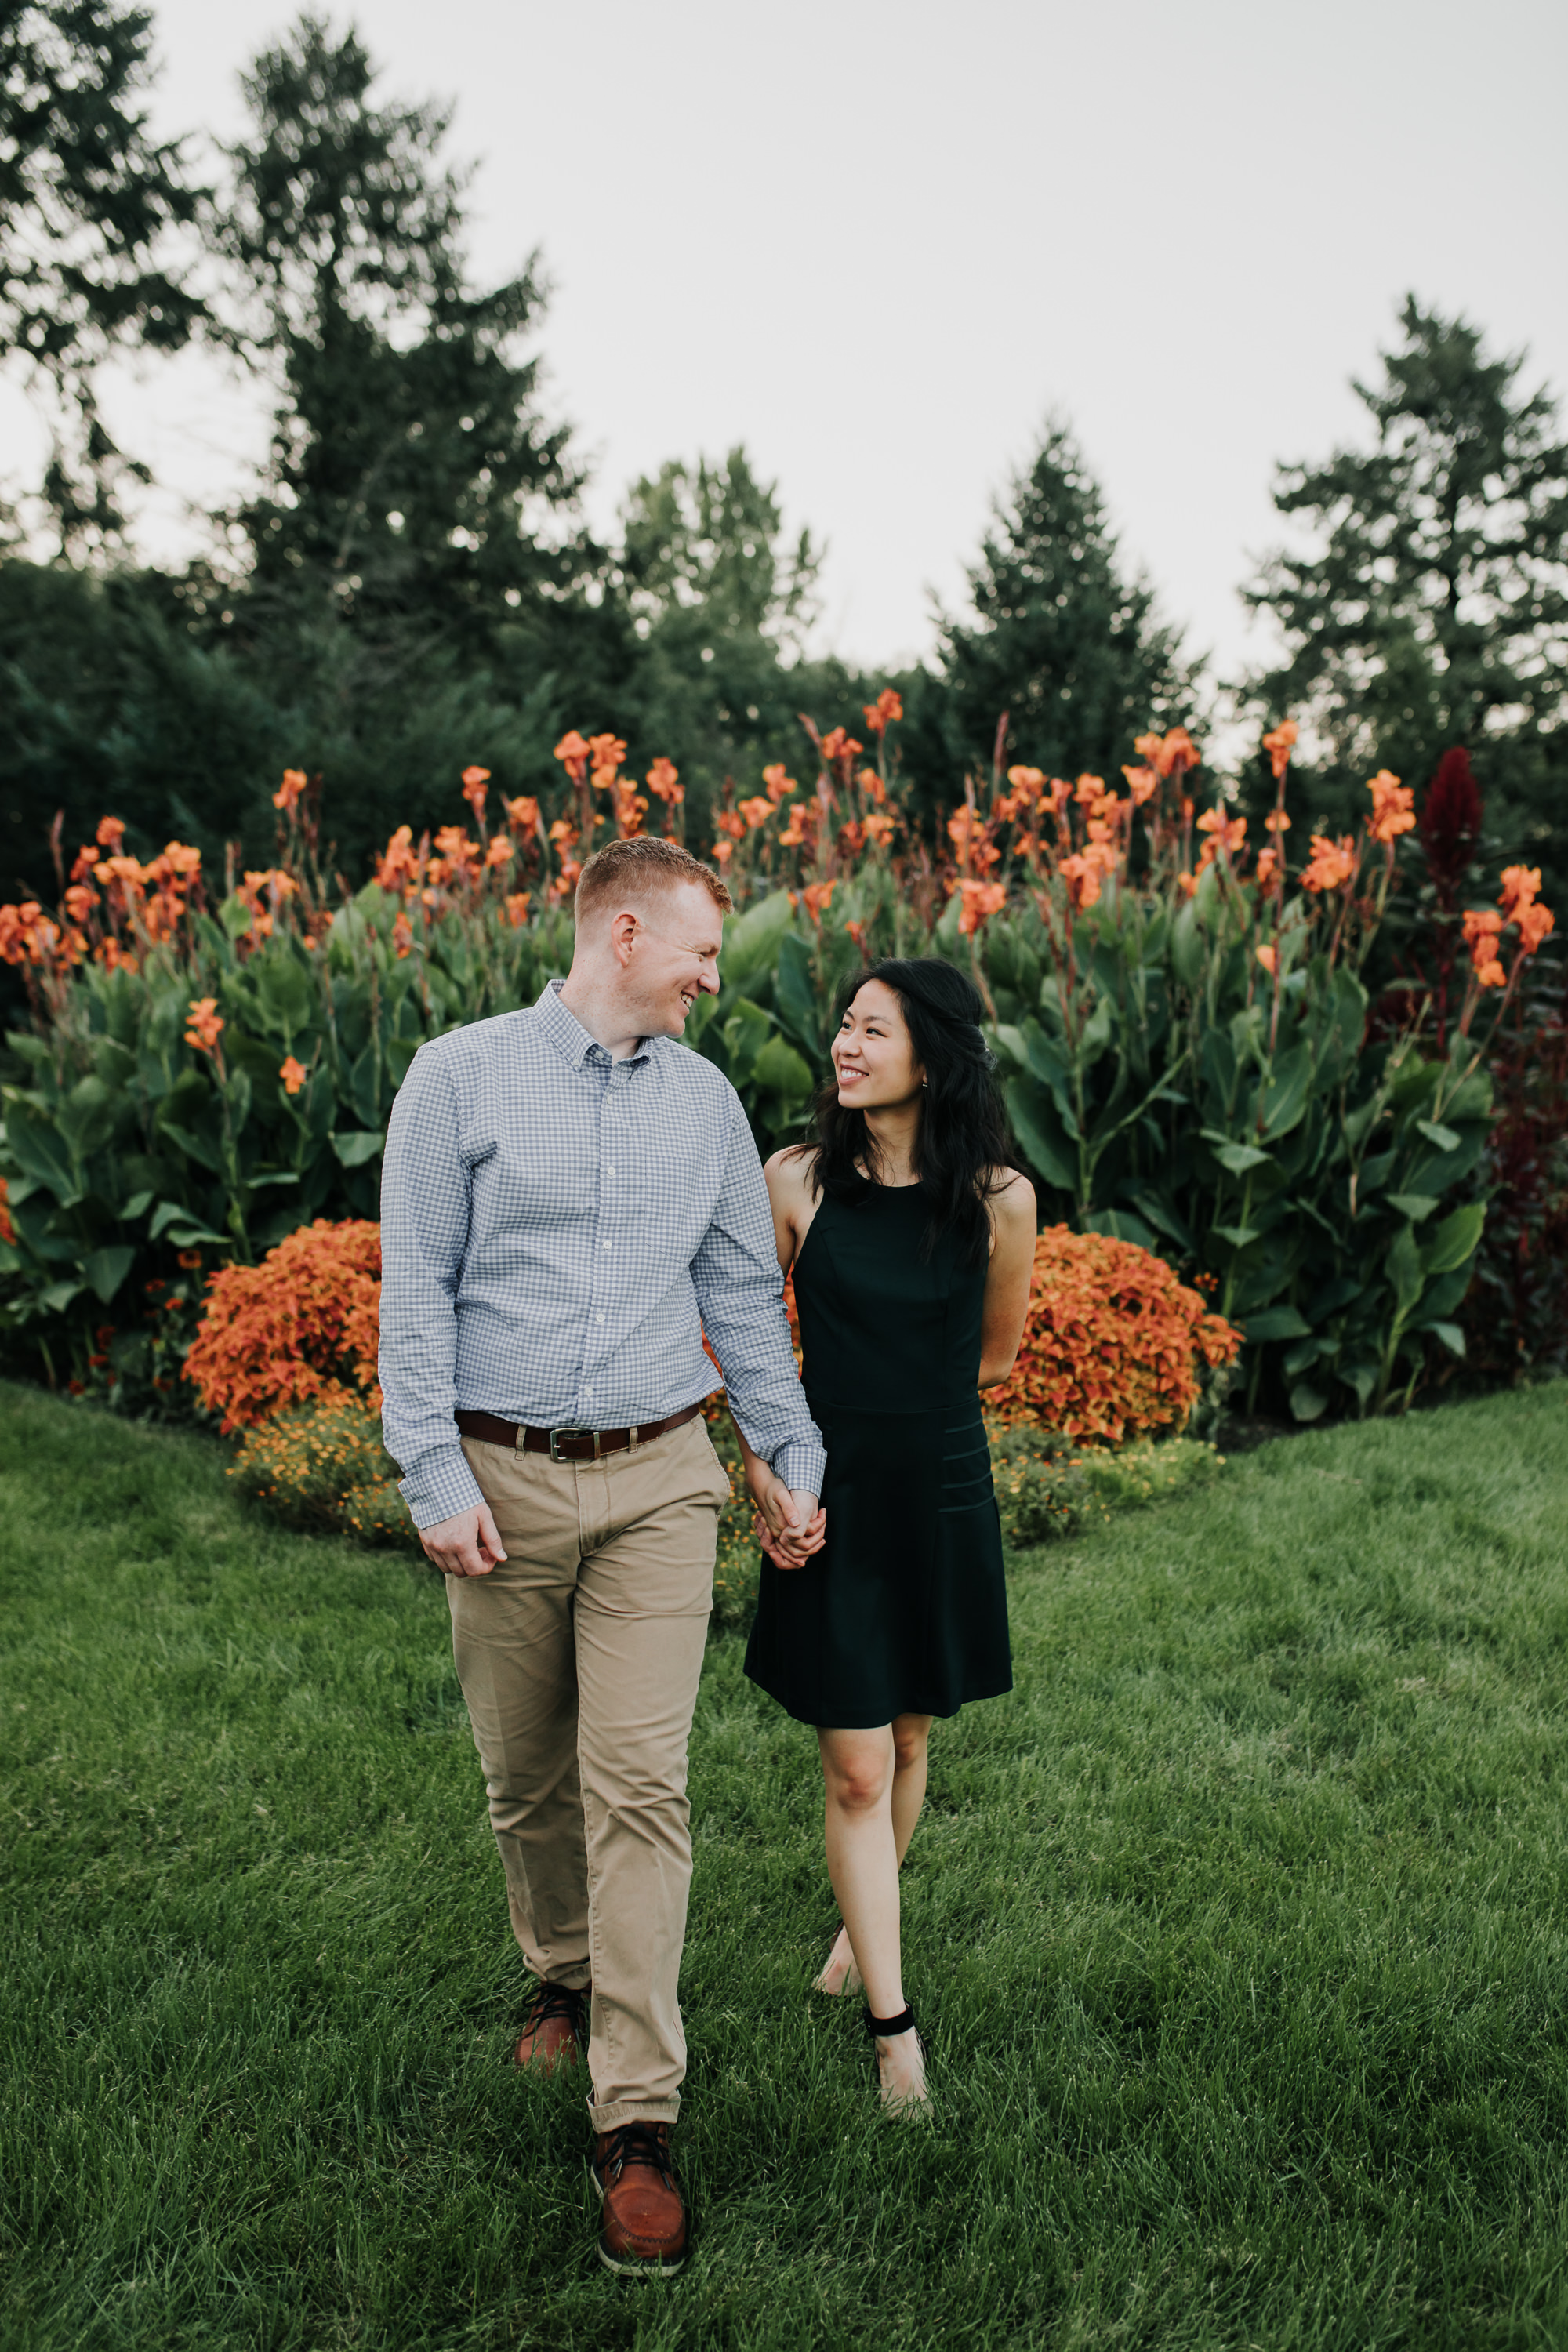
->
xmin=804 ymin=956 xmax=1020 ymax=1265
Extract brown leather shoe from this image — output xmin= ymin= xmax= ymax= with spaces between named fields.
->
xmin=591 ymin=2121 xmax=688 ymax=2274
xmin=512 ymin=1980 xmax=588 ymax=2074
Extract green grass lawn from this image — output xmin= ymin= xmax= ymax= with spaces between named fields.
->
xmin=3 ymin=1381 xmax=1567 ymax=2352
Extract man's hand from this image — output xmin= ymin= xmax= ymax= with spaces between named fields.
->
xmin=747 ymin=1461 xmax=825 ymax=1571
xmin=419 ymin=1502 xmax=508 ymax=1578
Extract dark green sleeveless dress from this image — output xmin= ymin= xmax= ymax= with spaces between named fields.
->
xmin=743 ymin=1178 xmax=1013 ymax=1728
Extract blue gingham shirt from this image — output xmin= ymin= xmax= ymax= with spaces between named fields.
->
xmin=379 ymin=978 xmax=825 ymax=1528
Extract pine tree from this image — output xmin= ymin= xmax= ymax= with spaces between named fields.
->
xmin=0 ymin=0 xmax=204 ymax=543
xmin=180 ymin=13 xmax=633 ymax=863
xmin=933 ymin=423 xmax=1191 ymax=787
xmin=617 ymin=445 xmax=821 ymax=828
xmin=1244 ymin=298 xmax=1568 ymax=881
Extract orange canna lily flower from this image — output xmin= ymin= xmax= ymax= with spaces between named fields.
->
xmin=1121 ymin=764 xmax=1159 ymax=805
xmin=739 ymin=797 xmax=771 ymax=832
xmin=862 ymin=688 xmax=903 ymax=735
xmin=1367 ymin=769 xmax=1415 ymax=843
xmin=553 ymin=731 xmax=591 ymax=782
xmin=184 ymin=996 xmax=223 ymax=1054
xmin=461 ymin=764 xmax=491 ymax=818
xmin=96 ymin=815 xmax=127 ymax=850
xmin=1255 ymin=944 xmax=1277 ymax=975
xmin=645 ymin=757 xmax=683 ymax=804
xmin=711 ymin=839 xmax=735 ymax=866
xmin=862 ymin=809 xmax=896 ymax=848
xmin=504 ymin=795 xmax=541 ymax=835
xmin=273 ymin=769 xmax=307 ymax=815
xmin=1301 ymin=834 xmax=1357 ymax=894
xmin=1073 ymin=773 xmax=1105 ymax=807
xmin=504 ymin=891 xmax=531 ymax=928
xmin=279 ymin=1055 xmax=307 ymax=1096
xmin=800 ymin=879 xmax=837 ymax=924
xmin=1058 ymin=853 xmax=1102 ymax=911
xmin=1499 ymin=864 xmax=1541 ymax=917
xmin=392 ymin=912 xmax=414 ymax=959
xmin=957 ymin=879 xmax=1007 ymax=935
xmin=1262 ymin=720 xmax=1298 ymax=781
xmin=762 ymin=763 xmax=796 ymax=804
xmin=486 ymin=835 xmax=514 ymax=867
xmin=819 ymin=728 xmax=862 ymax=768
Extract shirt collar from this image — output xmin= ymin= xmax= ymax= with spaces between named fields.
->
xmin=536 ymin=978 xmax=653 ymax=1073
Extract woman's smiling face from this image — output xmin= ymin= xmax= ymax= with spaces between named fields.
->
xmin=831 ymin=978 xmax=924 ymax=1110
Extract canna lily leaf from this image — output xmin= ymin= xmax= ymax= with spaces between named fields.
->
xmin=82 ymin=1244 xmax=136 ymax=1304
xmin=1386 ymin=1192 xmax=1439 ymax=1222
xmin=1212 ymin=1141 xmax=1272 ymax=1177
xmin=1419 ymin=1320 xmax=1466 ymax=1356
xmin=1213 ymin=1224 xmax=1262 ymax=1249
xmin=1288 ymin=1379 xmax=1328 ymax=1421
xmin=331 ymin=1131 xmax=384 ymax=1168
xmin=1421 ymin=1201 xmax=1485 ymax=1276
xmin=1243 ymin=1305 xmax=1312 ymax=1341
xmin=1416 ymin=1118 xmax=1461 ymax=1151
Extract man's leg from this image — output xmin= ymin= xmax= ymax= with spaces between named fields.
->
xmin=572 ymin=1414 xmax=728 ymax=2129
xmin=447 ymin=1435 xmax=591 ymax=1994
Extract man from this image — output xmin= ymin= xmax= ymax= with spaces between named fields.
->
xmin=379 ymin=833 xmax=825 ymax=2276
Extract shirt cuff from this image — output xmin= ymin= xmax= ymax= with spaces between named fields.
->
xmin=771 ymin=1438 xmax=826 ymax=1499
xmin=397 ymin=1443 xmax=487 ymax=1530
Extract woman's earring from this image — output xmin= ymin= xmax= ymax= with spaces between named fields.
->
xmin=920 ymin=1076 xmax=928 ymax=1088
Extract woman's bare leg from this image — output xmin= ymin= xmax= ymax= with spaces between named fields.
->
xmin=815 ymin=1711 xmax=935 ymax=1995
xmin=817 ymin=1725 xmax=927 ymax=2107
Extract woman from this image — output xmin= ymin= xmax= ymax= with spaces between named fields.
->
xmin=739 ymin=957 xmax=1036 ymax=2111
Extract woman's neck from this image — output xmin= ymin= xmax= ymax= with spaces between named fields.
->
xmin=861 ymin=1099 xmax=922 ymax=1187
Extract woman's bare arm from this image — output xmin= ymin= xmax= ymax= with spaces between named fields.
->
xmin=978 ymin=1171 xmax=1037 ymax=1387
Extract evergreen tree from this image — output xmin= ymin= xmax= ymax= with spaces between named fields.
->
xmin=1244 ymin=298 xmax=1568 ymax=882
xmin=183 ymin=14 xmax=633 ymax=866
xmin=617 ymin=446 xmax=822 ymax=827
xmin=931 ymin=423 xmax=1192 ymax=790
xmin=0 ymin=0 xmax=203 ymax=543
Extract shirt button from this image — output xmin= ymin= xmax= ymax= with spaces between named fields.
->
xmin=607 ymin=1166 xmax=615 ymax=1176
xmin=595 ymin=1314 xmax=605 ymax=1325
xmin=603 ymin=1240 xmax=612 ymax=1251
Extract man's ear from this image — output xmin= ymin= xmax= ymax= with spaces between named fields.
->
xmin=608 ymin=909 xmax=639 ymax=967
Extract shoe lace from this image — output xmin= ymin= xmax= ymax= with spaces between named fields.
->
xmin=601 ymin=2121 xmax=672 ymax=2185
xmin=525 ymin=1980 xmax=585 ymax=2029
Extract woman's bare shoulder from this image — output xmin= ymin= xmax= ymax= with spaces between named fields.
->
xmin=989 ymin=1166 xmax=1036 ymax=1222
xmin=764 ymin=1142 xmax=820 ymax=1196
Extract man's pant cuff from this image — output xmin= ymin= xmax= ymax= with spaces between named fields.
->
xmin=588 ymin=2095 xmax=681 ymax=2133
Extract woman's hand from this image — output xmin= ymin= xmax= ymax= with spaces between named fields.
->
xmin=746 ymin=1459 xmax=826 ymax=1570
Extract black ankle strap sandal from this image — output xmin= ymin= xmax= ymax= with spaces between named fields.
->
xmin=864 ymin=2004 xmax=916 ymax=2038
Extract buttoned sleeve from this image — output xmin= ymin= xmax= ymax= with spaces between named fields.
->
xmin=691 ymin=1099 xmax=826 ymax=1496
xmin=378 ymin=1043 xmax=486 ymax=1529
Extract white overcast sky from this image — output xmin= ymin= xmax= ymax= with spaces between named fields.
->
xmin=5 ymin=0 xmax=1566 ymax=695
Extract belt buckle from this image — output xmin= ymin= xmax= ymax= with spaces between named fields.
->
xmin=549 ymin=1425 xmax=596 ymax=1462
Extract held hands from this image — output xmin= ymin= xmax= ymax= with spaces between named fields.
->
xmin=419 ymin=1501 xmax=508 ymax=1578
xmin=746 ymin=1461 xmax=826 ymax=1572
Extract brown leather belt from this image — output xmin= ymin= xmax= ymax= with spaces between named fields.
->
xmin=456 ymin=1402 xmax=703 ymax=1462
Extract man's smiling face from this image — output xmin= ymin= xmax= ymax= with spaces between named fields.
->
xmin=624 ymin=878 xmax=725 ymax=1038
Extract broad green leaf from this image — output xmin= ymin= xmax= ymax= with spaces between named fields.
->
xmin=773 ymin=935 xmax=820 ymax=1057
xmin=1387 ymin=1225 xmax=1425 ymax=1318
xmin=39 ymin=1279 xmax=86 ymax=1313
xmin=120 ymin=1189 xmax=155 ymax=1221
xmin=1244 ymin=1305 xmax=1312 ymax=1341
xmin=1213 ymin=1141 xmax=1272 ymax=1177
xmin=55 ymin=1075 xmax=117 ymax=1161
xmin=1422 ymin=1201 xmax=1485 ymax=1276
xmin=720 ymin=890 xmax=794 ymax=988
xmin=1283 ymin=1337 xmax=1323 ymax=1378
xmin=752 ymin=1034 xmax=814 ymax=1099
xmin=1420 ymin=1320 xmax=1466 ymax=1356
xmin=82 ymin=1244 xmax=136 ymax=1304
xmin=1083 ymin=1207 xmax=1157 ymax=1250
xmin=1289 ymin=1380 xmax=1327 ymax=1421
xmin=1416 ymin=1118 xmax=1461 ymax=1152
xmin=1003 ymin=1078 xmax=1075 ymax=1192
xmin=1213 ymin=1223 xmax=1262 ymax=1249
xmin=332 ymin=1131 xmax=384 ymax=1168
xmin=1 ymin=1098 xmax=75 ymax=1198
xmin=1338 ymin=1361 xmax=1378 ymax=1407
xmin=218 ymin=894 xmax=253 ymax=941
xmin=158 ymin=1122 xmax=223 ymax=1174
xmin=1386 ymin=1192 xmax=1439 ymax=1222
xmin=253 ymin=952 xmax=317 ymax=1039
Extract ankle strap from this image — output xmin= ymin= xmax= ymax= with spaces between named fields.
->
xmin=864 ymin=2004 xmax=916 ymax=2038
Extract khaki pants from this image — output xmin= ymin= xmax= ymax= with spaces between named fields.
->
xmin=448 ymin=1413 xmax=728 ymax=2130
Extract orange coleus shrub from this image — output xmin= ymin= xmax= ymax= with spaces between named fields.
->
xmin=988 ymin=1225 xmax=1241 ymax=1446
xmin=184 ymin=1218 xmax=382 ymax=1432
